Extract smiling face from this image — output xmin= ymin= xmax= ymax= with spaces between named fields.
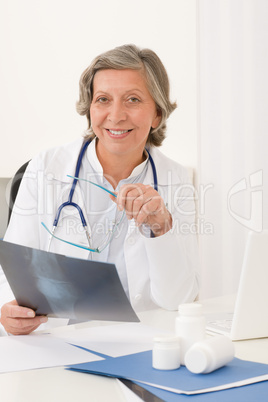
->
xmin=90 ymin=69 xmax=161 ymax=162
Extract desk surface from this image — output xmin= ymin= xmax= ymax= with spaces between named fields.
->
xmin=1 ymin=295 xmax=268 ymax=402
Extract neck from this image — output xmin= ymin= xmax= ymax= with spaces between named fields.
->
xmin=96 ymin=142 xmax=146 ymax=188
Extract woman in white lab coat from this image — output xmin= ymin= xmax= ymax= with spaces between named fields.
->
xmin=0 ymin=44 xmax=199 ymax=335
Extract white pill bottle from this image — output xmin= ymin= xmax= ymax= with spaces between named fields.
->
xmin=185 ymin=335 xmax=235 ymax=373
xmin=152 ymin=335 xmax=181 ymax=370
xmin=175 ymin=303 xmax=206 ymax=365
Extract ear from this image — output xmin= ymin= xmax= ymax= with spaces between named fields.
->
xmin=152 ymin=109 xmax=162 ymax=129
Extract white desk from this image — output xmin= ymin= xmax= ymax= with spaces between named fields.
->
xmin=0 ymin=295 xmax=268 ymax=401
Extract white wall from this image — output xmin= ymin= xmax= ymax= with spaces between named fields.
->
xmin=0 ymin=0 xmax=198 ymax=177
xmin=197 ymin=0 xmax=268 ymax=298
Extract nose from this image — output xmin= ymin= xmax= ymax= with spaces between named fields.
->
xmin=107 ymin=101 xmax=127 ymax=124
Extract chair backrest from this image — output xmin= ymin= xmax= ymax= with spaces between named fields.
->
xmin=8 ymin=161 xmax=30 ymax=224
xmin=0 ymin=178 xmax=10 ymax=238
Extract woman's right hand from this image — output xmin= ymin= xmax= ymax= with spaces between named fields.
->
xmin=0 ymin=300 xmax=48 ymax=335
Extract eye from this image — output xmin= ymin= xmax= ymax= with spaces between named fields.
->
xmin=96 ymin=97 xmax=109 ymax=103
xmin=128 ymin=97 xmax=140 ymax=104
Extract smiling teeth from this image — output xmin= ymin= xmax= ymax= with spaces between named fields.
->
xmin=109 ymin=130 xmax=129 ymax=135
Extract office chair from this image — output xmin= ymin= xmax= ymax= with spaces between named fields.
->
xmin=8 ymin=160 xmax=30 ymax=225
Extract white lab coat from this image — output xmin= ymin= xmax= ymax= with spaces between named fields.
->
xmin=1 ymin=137 xmax=199 ymax=323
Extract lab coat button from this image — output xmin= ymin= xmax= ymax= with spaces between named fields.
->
xmin=127 ymin=236 xmax=135 ymax=245
xmin=135 ymin=294 xmax=142 ymax=301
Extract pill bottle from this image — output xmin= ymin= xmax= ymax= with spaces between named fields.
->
xmin=185 ymin=335 xmax=235 ymax=374
xmin=175 ymin=303 xmax=206 ymax=365
xmin=152 ymin=335 xmax=180 ymax=370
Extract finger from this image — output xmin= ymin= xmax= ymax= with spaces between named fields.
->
xmin=135 ymin=197 xmax=161 ymax=226
xmin=130 ymin=186 xmax=160 ymax=220
xmin=117 ymin=184 xmax=145 ymax=211
xmin=4 ymin=302 xmax=36 ymax=319
xmin=1 ymin=301 xmax=48 ymax=335
xmin=123 ymin=186 xmax=149 ymax=219
xmin=4 ymin=315 xmax=48 ymax=335
xmin=8 ymin=316 xmax=48 ymax=330
xmin=130 ymin=191 xmax=154 ymax=221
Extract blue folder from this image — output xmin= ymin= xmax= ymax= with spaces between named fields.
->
xmin=67 ymin=349 xmax=268 ymax=399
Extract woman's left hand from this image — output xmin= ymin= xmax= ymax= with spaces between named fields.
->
xmin=111 ymin=183 xmax=172 ymax=237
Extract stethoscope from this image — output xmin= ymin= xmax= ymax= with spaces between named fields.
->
xmin=47 ymin=139 xmax=158 ymax=249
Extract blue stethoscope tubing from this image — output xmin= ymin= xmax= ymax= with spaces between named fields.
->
xmin=53 ymin=140 xmax=90 ymax=228
xmin=52 ymin=138 xmax=158 ymax=235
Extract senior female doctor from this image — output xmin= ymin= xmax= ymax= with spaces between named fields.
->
xmin=0 ymin=44 xmax=199 ymax=335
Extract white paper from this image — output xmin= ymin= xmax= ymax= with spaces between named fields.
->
xmin=137 ymin=374 xmax=268 ymax=395
xmin=0 ymin=333 xmax=102 ymax=373
xmin=53 ymin=322 xmax=170 ymax=357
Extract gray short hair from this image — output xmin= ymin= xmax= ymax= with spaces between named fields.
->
xmin=76 ymin=44 xmax=177 ymax=147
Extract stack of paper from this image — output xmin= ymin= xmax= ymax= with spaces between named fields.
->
xmin=0 ymin=334 xmax=102 ymax=373
xmin=0 ymin=323 xmax=167 ymax=374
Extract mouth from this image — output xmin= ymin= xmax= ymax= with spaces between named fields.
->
xmin=107 ymin=129 xmax=132 ymax=135
xmin=106 ymin=129 xmax=133 ymax=138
